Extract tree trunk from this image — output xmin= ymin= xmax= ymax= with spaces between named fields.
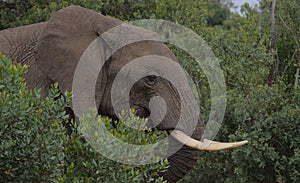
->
xmin=295 ymin=49 xmax=300 ymax=89
xmin=268 ymin=0 xmax=277 ymax=87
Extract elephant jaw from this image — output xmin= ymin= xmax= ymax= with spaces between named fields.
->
xmin=170 ymin=130 xmax=248 ymax=151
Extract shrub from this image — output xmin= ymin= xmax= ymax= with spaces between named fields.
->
xmin=0 ymin=54 xmax=168 ymax=182
xmin=0 ymin=54 xmax=69 ymax=182
xmin=181 ymin=78 xmax=300 ymax=183
xmin=62 ymin=110 xmax=168 ymax=182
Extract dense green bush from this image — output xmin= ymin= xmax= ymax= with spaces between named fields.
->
xmin=180 ymin=2 xmax=300 ymax=182
xmin=63 ymin=110 xmax=168 ymax=182
xmin=181 ymin=84 xmax=300 ymax=183
xmin=0 ymin=54 xmax=69 ymax=181
xmin=0 ymin=55 xmax=168 ymax=182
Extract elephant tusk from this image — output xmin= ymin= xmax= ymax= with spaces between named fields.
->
xmin=170 ymin=130 xmax=248 ymax=151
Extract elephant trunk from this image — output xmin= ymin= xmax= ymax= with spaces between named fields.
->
xmin=157 ymin=85 xmax=247 ymax=182
xmin=159 ymin=119 xmax=204 ymax=183
xmin=160 ymin=122 xmax=247 ymax=183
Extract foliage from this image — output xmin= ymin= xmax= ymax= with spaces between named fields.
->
xmin=0 ymin=0 xmax=31 ymax=29
xmin=0 ymin=55 xmax=167 ymax=182
xmin=63 ymin=110 xmax=168 ymax=182
xmin=182 ymin=84 xmax=300 ymax=183
xmin=0 ymin=54 xmax=69 ymax=182
xmin=180 ymin=1 xmax=300 ymax=182
xmin=0 ymin=0 xmax=157 ymax=29
xmin=275 ymin=0 xmax=300 ymax=88
xmin=206 ymin=0 xmax=233 ymax=26
xmin=0 ymin=0 xmax=227 ymax=29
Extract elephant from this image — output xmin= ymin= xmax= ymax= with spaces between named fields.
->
xmin=0 ymin=6 xmax=247 ymax=182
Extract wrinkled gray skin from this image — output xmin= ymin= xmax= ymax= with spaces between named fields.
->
xmin=0 ymin=6 xmax=204 ymax=182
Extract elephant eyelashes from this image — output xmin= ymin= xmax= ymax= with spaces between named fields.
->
xmin=145 ymin=75 xmax=158 ymax=86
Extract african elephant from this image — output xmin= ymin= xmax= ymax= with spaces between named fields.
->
xmin=0 ymin=6 xmax=247 ymax=182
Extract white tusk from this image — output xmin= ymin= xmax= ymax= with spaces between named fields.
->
xmin=170 ymin=130 xmax=248 ymax=151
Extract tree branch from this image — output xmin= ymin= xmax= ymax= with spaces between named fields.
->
xmin=268 ymin=0 xmax=277 ymax=87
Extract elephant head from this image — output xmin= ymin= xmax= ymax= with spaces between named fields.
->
xmin=0 ymin=6 xmax=247 ymax=182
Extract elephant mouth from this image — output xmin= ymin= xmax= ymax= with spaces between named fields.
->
xmin=170 ymin=130 xmax=248 ymax=151
xmin=133 ymin=105 xmax=151 ymax=118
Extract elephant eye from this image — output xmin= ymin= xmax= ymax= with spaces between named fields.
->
xmin=145 ymin=75 xmax=158 ymax=86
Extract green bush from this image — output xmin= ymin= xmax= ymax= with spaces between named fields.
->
xmin=181 ymin=84 xmax=300 ymax=183
xmin=62 ymin=110 xmax=168 ymax=183
xmin=0 ymin=54 xmax=69 ymax=181
xmin=0 ymin=54 xmax=167 ymax=182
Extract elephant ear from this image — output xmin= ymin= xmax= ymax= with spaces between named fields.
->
xmin=36 ymin=5 xmax=122 ymax=92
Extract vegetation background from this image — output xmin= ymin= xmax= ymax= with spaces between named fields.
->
xmin=0 ymin=0 xmax=299 ymax=182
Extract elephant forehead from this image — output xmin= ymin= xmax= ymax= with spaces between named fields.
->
xmin=112 ymin=55 xmax=188 ymax=90
xmin=108 ymin=40 xmax=178 ymax=73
